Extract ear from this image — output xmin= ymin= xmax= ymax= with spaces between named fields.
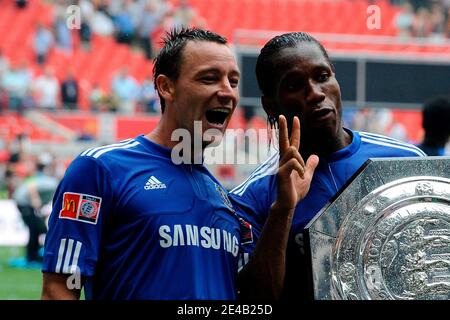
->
xmin=261 ymin=95 xmax=278 ymax=118
xmin=155 ymin=74 xmax=175 ymax=105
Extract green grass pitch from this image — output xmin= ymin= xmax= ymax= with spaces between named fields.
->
xmin=0 ymin=246 xmax=42 ymax=300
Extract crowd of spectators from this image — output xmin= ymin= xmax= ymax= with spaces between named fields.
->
xmin=392 ymin=0 xmax=450 ymax=40
xmin=0 ymin=49 xmax=160 ymax=115
xmin=46 ymin=0 xmax=207 ymax=59
xmin=3 ymin=0 xmax=448 ymax=115
xmin=2 ymin=0 xmax=212 ymax=115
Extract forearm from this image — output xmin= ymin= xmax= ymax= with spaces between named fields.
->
xmin=238 ymin=116 xmax=318 ymax=300
xmin=41 ymin=272 xmax=81 ymax=300
xmin=238 ymin=202 xmax=294 ymax=300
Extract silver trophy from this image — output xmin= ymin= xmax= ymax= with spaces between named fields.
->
xmin=305 ymin=157 xmax=450 ymax=300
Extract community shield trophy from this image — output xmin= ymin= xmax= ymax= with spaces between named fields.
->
xmin=304 ymin=156 xmax=450 ymax=300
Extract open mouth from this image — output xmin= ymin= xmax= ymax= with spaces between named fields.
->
xmin=205 ymin=108 xmax=231 ymax=126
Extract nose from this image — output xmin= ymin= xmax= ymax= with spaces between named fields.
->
xmin=217 ymin=80 xmax=237 ymax=104
xmin=305 ymin=80 xmax=325 ymax=104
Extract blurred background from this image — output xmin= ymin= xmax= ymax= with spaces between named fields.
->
xmin=0 ymin=0 xmax=449 ymax=299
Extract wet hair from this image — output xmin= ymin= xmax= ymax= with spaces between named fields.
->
xmin=256 ymin=32 xmax=334 ymax=129
xmin=422 ymin=96 xmax=450 ymax=140
xmin=153 ymin=28 xmax=228 ymax=113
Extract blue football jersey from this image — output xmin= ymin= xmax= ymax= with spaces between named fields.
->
xmin=43 ymin=135 xmax=241 ymax=300
xmin=229 ymin=129 xmax=426 ymax=299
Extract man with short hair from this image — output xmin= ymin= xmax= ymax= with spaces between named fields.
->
xmin=231 ymin=32 xmax=426 ymax=300
xmin=41 ymin=28 xmax=315 ymax=300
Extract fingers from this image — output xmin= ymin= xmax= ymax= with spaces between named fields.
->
xmin=278 ymin=158 xmax=305 ymax=180
xmin=279 ymin=145 xmax=305 ymax=167
xmin=279 ymin=147 xmax=305 ymax=179
xmin=278 ymin=115 xmax=308 ymax=181
xmin=305 ymin=154 xmax=319 ymax=175
xmin=280 ymin=115 xmax=301 ymax=156
xmin=289 ymin=116 xmax=300 ymax=151
xmin=278 ymin=153 xmax=319 ymax=183
xmin=278 ymin=115 xmax=289 ymax=157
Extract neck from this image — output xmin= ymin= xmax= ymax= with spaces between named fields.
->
xmin=145 ymin=123 xmax=173 ymax=149
xmin=146 ymin=116 xmax=204 ymax=164
xmin=145 ymin=113 xmax=180 ymax=149
xmin=301 ymin=127 xmax=351 ymax=158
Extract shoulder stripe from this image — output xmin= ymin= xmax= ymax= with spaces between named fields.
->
xmin=359 ymin=131 xmax=400 ymax=142
xmin=359 ymin=131 xmax=409 ymax=145
xmin=231 ymin=156 xmax=279 ymax=196
xmin=359 ymin=132 xmax=427 ymax=156
xmin=233 ymin=164 xmax=278 ymax=196
xmin=80 ymin=139 xmax=133 ymax=157
xmin=80 ymin=148 xmax=94 ymax=157
xmin=87 ymin=138 xmax=134 ymax=156
xmin=361 ymin=137 xmax=426 ymax=157
xmin=230 ymin=154 xmax=277 ymax=194
xmin=92 ymin=141 xmax=140 ymax=159
xmin=230 ymin=153 xmax=278 ymax=195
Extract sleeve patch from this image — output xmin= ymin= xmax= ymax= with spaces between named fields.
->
xmin=59 ymin=192 xmax=102 ymax=225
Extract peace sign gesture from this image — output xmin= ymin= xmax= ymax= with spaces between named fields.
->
xmin=275 ymin=115 xmax=319 ymax=211
xmin=238 ymin=116 xmax=319 ymax=300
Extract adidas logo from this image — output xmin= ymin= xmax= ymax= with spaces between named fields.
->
xmin=144 ymin=176 xmax=167 ymax=190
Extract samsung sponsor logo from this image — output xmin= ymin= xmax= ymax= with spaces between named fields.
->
xmin=159 ymin=224 xmax=239 ymax=257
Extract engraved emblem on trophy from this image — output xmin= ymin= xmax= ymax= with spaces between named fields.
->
xmin=306 ymin=157 xmax=450 ymax=300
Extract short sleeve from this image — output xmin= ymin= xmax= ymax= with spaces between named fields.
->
xmin=42 ymin=156 xmax=113 ymax=277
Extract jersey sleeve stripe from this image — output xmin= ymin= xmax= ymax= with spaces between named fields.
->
xmin=359 ymin=132 xmax=427 ymax=156
xmin=360 ymin=137 xmax=426 ymax=156
xmin=81 ymin=139 xmax=133 ymax=156
xmin=85 ymin=139 xmax=134 ymax=157
xmin=92 ymin=141 xmax=140 ymax=159
xmin=359 ymin=131 xmax=416 ymax=144
xmin=55 ymin=238 xmax=66 ymax=273
xmin=230 ymin=153 xmax=278 ymax=194
xmin=62 ymin=239 xmax=74 ymax=274
xmin=359 ymin=131 xmax=409 ymax=146
xmin=80 ymin=148 xmax=94 ymax=157
xmin=359 ymin=131 xmax=401 ymax=141
xmin=232 ymin=159 xmax=278 ymax=196
xmin=230 ymin=153 xmax=278 ymax=195
xmin=70 ymin=241 xmax=82 ymax=273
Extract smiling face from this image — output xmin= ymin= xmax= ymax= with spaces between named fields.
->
xmin=161 ymin=40 xmax=240 ymax=148
xmin=263 ymin=42 xmax=346 ymax=152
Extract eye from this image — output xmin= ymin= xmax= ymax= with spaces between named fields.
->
xmin=317 ymin=73 xmax=330 ymax=82
xmin=285 ymin=81 xmax=300 ymax=92
xmin=229 ymin=77 xmax=239 ymax=88
xmin=201 ymin=76 xmax=217 ymax=83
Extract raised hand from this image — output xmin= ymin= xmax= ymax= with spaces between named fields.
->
xmin=238 ymin=116 xmax=320 ymax=300
xmin=275 ymin=115 xmax=319 ymax=211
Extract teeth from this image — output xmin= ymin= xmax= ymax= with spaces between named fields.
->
xmin=211 ymin=108 xmax=230 ymax=114
xmin=205 ymin=108 xmax=230 ymax=125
